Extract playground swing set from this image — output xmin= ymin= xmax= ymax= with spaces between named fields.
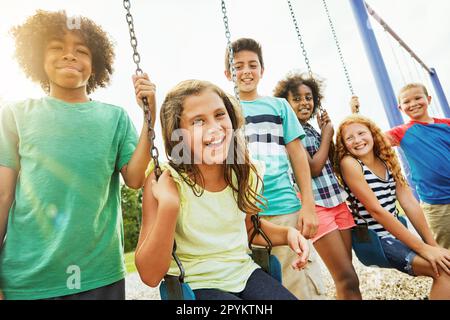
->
xmin=121 ymin=0 xmax=450 ymax=300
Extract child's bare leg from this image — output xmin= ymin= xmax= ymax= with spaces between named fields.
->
xmin=412 ymin=255 xmax=450 ymax=300
xmin=314 ymin=229 xmax=362 ymax=300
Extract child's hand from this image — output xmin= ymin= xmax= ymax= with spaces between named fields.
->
xmin=419 ymin=244 xmax=450 ymax=277
xmin=150 ymin=170 xmax=180 ymax=210
xmin=317 ymin=110 xmax=331 ymax=125
xmin=350 ymin=96 xmax=360 ymax=113
xmin=296 ymin=206 xmax=318 ymax=239
xmin=132 ymin=73 xmax=157 ymax=125
xmin=316 ymin=111 xmax=334 ymax=139
xmin=286 ymin=227 xmax=310 ymax=270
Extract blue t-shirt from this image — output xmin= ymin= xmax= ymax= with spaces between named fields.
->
xmin=387 ymin=118 xmax=450 ymax=204
xmin=241 ymin=96 xmax=305 ymax=216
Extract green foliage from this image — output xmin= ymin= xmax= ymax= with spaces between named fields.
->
xmin=121 ymin=185 xmax=142 ymax=253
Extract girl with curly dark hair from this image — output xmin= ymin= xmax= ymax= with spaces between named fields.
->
xmin=274 ymin=72 xmax=361 ymax=300
xmin=0 ymin=10 xmax=156 ymax=300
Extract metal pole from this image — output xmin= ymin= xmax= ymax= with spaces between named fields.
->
xmin=349 ymin=0 xmax=403 ymax=127
xmin=364 ymin=2 xmax=431 ymax=74
xmin=349 ymin=0 xmax=418 ymax=199
xmin=429 ymin=68 xmax=450 ymax=118
xmin=364 ymin=1 xmax=450 ymax=118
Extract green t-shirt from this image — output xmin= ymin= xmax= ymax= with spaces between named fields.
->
xmin=0 ymin=96 xmax=138 ymax=299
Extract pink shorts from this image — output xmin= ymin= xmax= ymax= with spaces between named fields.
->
xmin=312 ymin=202 xmax=356 ymax=243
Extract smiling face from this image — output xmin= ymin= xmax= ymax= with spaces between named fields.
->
xmin=287 ymin=84 xmax=315 ymax=123
xmin=398 ymin=86 xmax=431 ymax=121
xmin=180 ymin=89 xmax=234 ymax=165
xmin=44 ymin=31 xmax=92 ymax=94
xmin=342 ymin=123 xmax=374 ymax=158
xmin=226 ymin=50 xmax=264 ymax=100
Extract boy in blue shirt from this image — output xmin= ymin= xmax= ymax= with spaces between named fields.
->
xmin=0 ymin=10 xmax=155 ymax=299
xmin=224 ymin=38 xmax=325 ymax=299
xmin=385 ymin=83 xmax=450 ymax=249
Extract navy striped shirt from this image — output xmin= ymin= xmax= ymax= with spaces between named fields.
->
xmin=241 ymin=96 xmax=305 ymax=216
xmin=349 ymin=159 xmax=398 ymax=238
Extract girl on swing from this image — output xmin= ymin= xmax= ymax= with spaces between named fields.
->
xmin=135 ymin=79 xmax=311 ymax=300
xmin=274 ymin=72 xmax=361 ymax=300
xmin=335 ymin=114 xmax=450 ymax=299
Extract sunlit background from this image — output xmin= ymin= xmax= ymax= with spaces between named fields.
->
xmin=1 ymin=0 xmax=449 ymax=154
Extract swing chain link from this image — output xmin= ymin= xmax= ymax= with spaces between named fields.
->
xmin=321 ymin=0 xmax=355 ymax=96
xmin=123 ymin=0 xmax=162 ymax=179
xmin=221 ymin=0 xmax=241 ymax=104
xmin=287 ymin=0 xmax=325 ymax=114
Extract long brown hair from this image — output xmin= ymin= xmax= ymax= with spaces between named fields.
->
xmin=160 ymin=79 xmax=265 ymax=215
xmin=334 ymin=115 xmax=408 ymax=187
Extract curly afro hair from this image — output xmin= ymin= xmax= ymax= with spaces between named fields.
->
xmin=273 ymin=71 xmax=325 ymax=120
xmin=11 ymin=10 xmax=115 ymax=94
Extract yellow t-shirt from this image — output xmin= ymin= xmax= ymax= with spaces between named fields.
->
xmin=146 ymin=161 xmax=263 ymax=292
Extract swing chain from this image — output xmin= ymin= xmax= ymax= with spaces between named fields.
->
xmin=221 ymin=0 xmax=241 ymax=103
xmin=249 ymin=214 xmax=273 ymax=252
xmin=123 ymin=0 xmax=162 ymax=179
xmin=287 ymin=0 xmax=312 ymax=78
xmin=124 ymin=0 xmax=143 ymax=73
xmin=321 ymin=0 xmax=355 ymax=96
xmin=286 ymin=0 xmax=325 ymax=114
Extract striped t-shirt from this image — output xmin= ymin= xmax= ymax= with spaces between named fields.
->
xmin=349 ymin=159 xmax=398 ymax=238
xmin=241 ymin=96 xmax=305 ymax=216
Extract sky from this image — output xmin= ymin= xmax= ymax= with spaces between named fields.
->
xmin=0 ymin=0 xmax=449 ymax=153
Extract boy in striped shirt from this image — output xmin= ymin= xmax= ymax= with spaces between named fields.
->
xmin=224 ymin=38 xmax=325 ymax=299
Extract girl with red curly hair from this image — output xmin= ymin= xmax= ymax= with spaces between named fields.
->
xmin=335 ymin=115 xmax=450 ymax=299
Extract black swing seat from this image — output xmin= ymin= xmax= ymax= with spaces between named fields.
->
xmin=352 ymin=215 xmax=408 ymax=268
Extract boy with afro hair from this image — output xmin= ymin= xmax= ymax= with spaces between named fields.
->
xmin=0 ymin=10 xmax=156 ymax=300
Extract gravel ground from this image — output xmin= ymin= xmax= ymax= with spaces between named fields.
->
xmin=322 ymin=256 xmax=432 ymax=300
xmin=125 ymin=255 xmax=432 ymax=300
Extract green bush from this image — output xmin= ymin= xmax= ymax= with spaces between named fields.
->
xmin=121 ymin=185 xmax=142 ymax=253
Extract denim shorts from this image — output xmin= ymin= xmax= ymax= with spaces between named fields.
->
xmin=380 ymin=237 xmax=417 ymax=276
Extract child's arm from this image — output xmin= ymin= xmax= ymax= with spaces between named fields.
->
xmin=120 ymin=74 xmax=156 ymax=189
xmin=245 ymin=215 xmax=309 ymax=270
xmin=0 ymin=167 xmax=16 ymax=249
xmin=285 ymin=139 xmax=318 ymax=239
xmin=341 ymin=157 xmax=424 ymax=248
xmin=306 ymin=111 xmax=334 ymax=177
xmin=396 ymin=183 xmax=450 ymax=275
xmin=134 ymin=170 xmax=180 ymax=287
xmin=384 ymin=132 xmax=400 ymax=147
xmin=341 ymin=157 xmax=450 ymax=275
xmin=396 ymin=183 xmax=438 ymax=246
xmin=0 ymin=166 xmax=17 ymax=300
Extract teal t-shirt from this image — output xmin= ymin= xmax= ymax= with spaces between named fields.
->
xmin=242 ymin=96 xmax=305 ymax=216
xmin=0 ymin=96 xmax=138 ymax=299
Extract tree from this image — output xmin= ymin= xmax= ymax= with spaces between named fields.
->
xmin=121 ymin=185 xmax=142 ymax=253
